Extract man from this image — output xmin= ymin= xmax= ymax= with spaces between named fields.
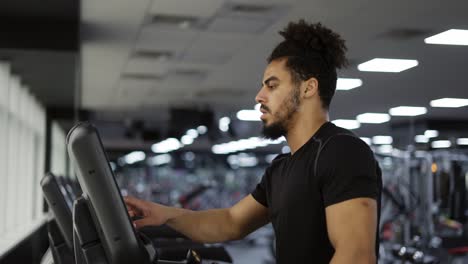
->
xmin=125 ymin=20 xmax=382 ymax=264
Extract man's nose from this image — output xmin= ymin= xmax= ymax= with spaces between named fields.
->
xmin=255 ymin=87 xmax=266 ymax=104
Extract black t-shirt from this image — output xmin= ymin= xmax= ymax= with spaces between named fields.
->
xmin=251 ymin=122 xmax=382 ymax=263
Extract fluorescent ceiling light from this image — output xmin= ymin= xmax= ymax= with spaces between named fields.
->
xmin=358 ymin=58 xmax=418 ymax=73
xmin=415 ymin=135 xmax=429 ymax=143
xmin=227 ymin=153 xmax=258 ymax=168
xmin=219 ymin=117 xmax=231 ymax=132
xmin=212 ymin=136 xmax=273 ymax=154
xmin=389 ymin=106 xmax=427 ymax=116
xmin=457 ymin=138 xmax=468 ymax=145
xmin=336 ymin=78 xmax=363 ymax=90
xmin=332 ymin=119 xmax=361 ymax=130
xmin=430 ymin=98 xmax=468 ymax=108
xmin=181 ymin=135 xmax=194 ymax=145
xmin=431 ymin=140 xmax=451 ymax=149
xmin=360 ymin=137 xmax=371 ymax=145
xmin=424 ymin=29 xmax=468 ymax=46
xmin=377 ymin=145 xmax=393 ymax=154
xmin=372 ymin=135 xmax=393 ymax=145
xmin=356 ymin=113 xmax=390 ymax=124
xmin=123 ymin=151 xmax=146 ymax=165
xmin=255 ymin=103 xmax=261 ymax=111
xmin=197 ymin=125 xmax=207 ymax=134
xmin=424 ymin=130 xmax=439 ymax=138
xmin=237 ymin=109 xmax=261 ymax=121
xmin=148 ymin=154 xmax=172 ymax=166
xmin=152 ymin=138 xmax=182 ymax=153
xmin=186 ymin=129 xmax=198 ymax=138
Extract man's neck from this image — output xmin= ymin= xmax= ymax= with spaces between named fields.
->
xmin=286 ymin=113 xmax=328 ymax=155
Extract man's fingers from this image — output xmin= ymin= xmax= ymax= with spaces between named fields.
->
xmin=133 ymin=218 xmax=154 ymax=229
xmin=123 ymin=196 xmax=144 ymax=214
xmin=128 ymin=210 xmax=136 ymax=218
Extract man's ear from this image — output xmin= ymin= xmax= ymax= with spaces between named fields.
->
xmin=303 ymin=77 xmax=319 ymax=98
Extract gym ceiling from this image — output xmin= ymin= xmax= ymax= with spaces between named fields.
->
xmin=1 ymin=0 xmax=468 ymax=153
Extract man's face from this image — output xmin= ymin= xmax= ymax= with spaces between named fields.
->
xmin=255 ymin=58 xmax=301 ymax=139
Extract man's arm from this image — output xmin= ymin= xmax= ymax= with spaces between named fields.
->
xmin=125 ymin=194 xmax=269 ymax=243
xmin=326 ymin=197 xmax=377 ymax=264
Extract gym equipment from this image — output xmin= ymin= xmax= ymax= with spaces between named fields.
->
xmin=67 ymin=122 xmax=232 ymax=264
xmin=40 ymin=173 xmax=75 ymax=264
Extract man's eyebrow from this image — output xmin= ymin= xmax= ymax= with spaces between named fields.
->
xmin=262 ymin=76 xmax=279 ymax=86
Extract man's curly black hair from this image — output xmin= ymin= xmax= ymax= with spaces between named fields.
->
xmin=268 ymin=20 xmax=348 ymax=109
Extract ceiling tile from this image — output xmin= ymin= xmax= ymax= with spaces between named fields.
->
xmin=182 ymin=32 xmax=251 ymax=64
xmin=150 ymin=0 xmax=225 ymax=18
xmin=136 ymin=26 xmax=198 ymax=52
xmin=118 ymin=79 xmax=159 ymax=96
xmin=207 ymin=16 xmax=271 ymax=34
xmin=124 ymin=57 xmax=171 ymax=76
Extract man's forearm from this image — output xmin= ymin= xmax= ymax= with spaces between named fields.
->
xmin=164 ymin=206 xmax=238 ymax=243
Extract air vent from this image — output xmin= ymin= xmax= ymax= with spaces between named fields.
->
xmin=133 ymin=50 xmax=173 ymax=60
xmin=150 ymin=15 xmax=201 ymax=29
xmin=172 ymin=69 xmax=207 ymax=77
xmin=231 ymin=4 xmax=272 ymax=13
xmin=122 ymin=73 xmax=164 ymax=81
xmin=379 ymin=28 xmax=434 ymax=40
xmin=221 ymin=2 xmax=288 ymax=21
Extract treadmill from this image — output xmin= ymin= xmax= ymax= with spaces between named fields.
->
xmin=40 ymin=173 xmax=75 ymax=264
xmin=66 ymin=122 xmax=232 ymax=264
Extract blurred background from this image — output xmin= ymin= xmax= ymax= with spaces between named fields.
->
xmin=0 ymin=0 xmax=468 ymax=263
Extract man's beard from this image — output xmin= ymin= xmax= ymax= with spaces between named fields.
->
xmin=261 ymin=86 xmax=300 ymax=140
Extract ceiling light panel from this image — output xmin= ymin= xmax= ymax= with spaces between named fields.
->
xmin=331 ymin=119 xmax=361 ymax=130
xmin=336 ymin=78 xmax=363 ymax=90
xmin=415 ymin=135 xmax=429 ymax=143
xmin=372 ymin=136 xmax=393 ymax=145
xmin=358 ymin=58 xmax=418 ymax=73
xmin=424 ymin=130 xmax=439 ymax=138
xmin=457 ymin=138 xmax=468 ymax=145
xmin=424 ymin=29 xmax=468 ymax=46
xmin=431 ymin=140 xmax=451 ymax=149
xmin=389 ymin=106 xmax=427 ymax=116
xmin=356 ymin=113 xmax=390 ymax=124
xmin=430 ymin=98 xmax=468 ymax=108
xmin=237 ymin=110 xmax=261 ymax=121
xmin=149 ymin=0 xmax=224 ymax=18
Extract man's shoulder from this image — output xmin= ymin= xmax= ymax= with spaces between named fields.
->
xmin=316 ymin=122 xmax=358 ymax=142
xmin=316 ymin=123 xmax=372 ymax=159
xmin=271 ymin=153 xmax=289 ymax=164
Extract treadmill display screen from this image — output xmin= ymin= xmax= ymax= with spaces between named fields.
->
xmin=66 ymin=122 xmax=147 ymax=264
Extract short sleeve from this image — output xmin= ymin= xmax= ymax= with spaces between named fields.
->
xmin=317 ymin=135 xmax=381 ymax=208
xmin=251 ymin=171 xmax=268 ymax=207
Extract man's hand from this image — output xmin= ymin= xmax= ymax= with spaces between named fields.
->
xmin=124 ymin=196 xmax=169 ymax=228
xmin=124 ymin=194 xmax=269 ymax=243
